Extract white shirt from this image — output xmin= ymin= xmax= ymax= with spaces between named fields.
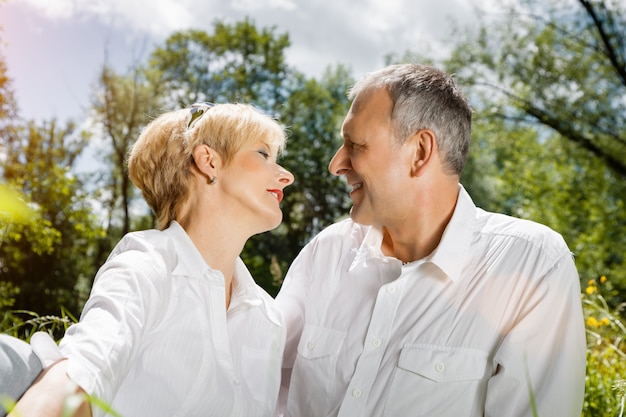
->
xmin=59 ymin=221 xmax=285 ymax=417
xmin=276 ymin=186 xmax=586 ymax=417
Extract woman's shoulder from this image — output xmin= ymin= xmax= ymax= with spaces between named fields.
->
xmin=101 ymin=228 xmax=180 ymax=282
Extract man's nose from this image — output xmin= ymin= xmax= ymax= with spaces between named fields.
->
xmin=328 ymin=145 xmax=350 ymax=176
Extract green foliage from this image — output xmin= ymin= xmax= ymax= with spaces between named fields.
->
xmin=446 ymin=0 xmax=626 ymax=176
xmin=91 ymin=64 xmax=165 ymax=251
xmin=0 ymin=183 xmax=34 ymax=222
xmin=1 ymin=308 xmax=76 ymax=341
xmin=0 ymin=47 xmax=18 ymax=131
xmin=1 ymin=268 xmax=76 ymax=341
xmin=0 ymin=280 xmax=19 ymax=320
xmin=582 ymin=277 xmax=626 ymax=416
xmin=0 ymin=120 xmax=104 ymax=317
xmin=150 ymin=18 xmax=292 ymax=109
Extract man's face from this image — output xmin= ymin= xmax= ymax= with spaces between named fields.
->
xmin=329 ymin=87 xmax=412 ymax=227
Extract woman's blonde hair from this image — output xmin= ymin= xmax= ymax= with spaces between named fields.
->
xmin=128 ymin=103 xmax=287 ymax=230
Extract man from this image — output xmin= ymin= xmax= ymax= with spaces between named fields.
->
xmin=275 ymin=63 xmax=586 ymax=417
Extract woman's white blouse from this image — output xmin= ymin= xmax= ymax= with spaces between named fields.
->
xmin=59 ymin=221 xmax=285 ymax=417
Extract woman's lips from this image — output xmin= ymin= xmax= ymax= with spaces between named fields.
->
xmin=268 ymin=189 xmax=283 ymax=203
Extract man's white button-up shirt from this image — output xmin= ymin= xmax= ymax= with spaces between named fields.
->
xmin=276 ymin=186 xmax=586 ymax=417
xmin=60 ymin=221 xmax=285 ymax=417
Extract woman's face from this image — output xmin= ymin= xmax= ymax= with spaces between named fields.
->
xmin=218 ymin=139 xmax=294 ymax=233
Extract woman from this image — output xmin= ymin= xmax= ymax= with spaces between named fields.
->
xmin=10 ymin=102 xmax=294 ymax=417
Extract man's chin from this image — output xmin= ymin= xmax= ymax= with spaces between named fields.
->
xmin=349 ymin=207 xmax=374 ymax=226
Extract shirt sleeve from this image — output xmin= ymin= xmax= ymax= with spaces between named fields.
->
xmin=59 ymin=245 xmax=168 ymax=407
xmin=485 ymin=251 xmax=586 ymax=417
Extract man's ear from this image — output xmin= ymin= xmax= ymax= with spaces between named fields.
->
xmin=191 ymin=144 xmax=221 ymax=182
xmin=409 ymin=129 xmax=436 ymax=176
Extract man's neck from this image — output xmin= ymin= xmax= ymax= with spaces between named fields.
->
xmin=381 ymin=182 xmax=459 ymax=263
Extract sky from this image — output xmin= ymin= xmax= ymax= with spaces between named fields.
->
xmin=0 ymin=0 xmax=499 ymax=123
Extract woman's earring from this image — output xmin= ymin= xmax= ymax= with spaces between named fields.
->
xmin=208 ymin=176 xmax=217 ymax=185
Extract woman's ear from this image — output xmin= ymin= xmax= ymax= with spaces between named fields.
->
xmin=191 ymin=144 xmax=221 ymax=183
xmin=409 ymin=129 xmax=436 ymax=176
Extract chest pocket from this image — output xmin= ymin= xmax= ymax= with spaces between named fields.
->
xmin=296 ymin=324 xmax=346 ymax=359
xmin=384 ymin=344 xmax=490 ymax=417
xmin=288 ymin=324 xmax=346 ymax=416
xmin=398 ymin=343 xmax=488 ymax=382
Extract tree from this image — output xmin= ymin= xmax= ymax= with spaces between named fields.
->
xmin=447 ymin=0 xmax=626 ymax=176
xmin=0 ymin=47 xmax=17 ymax=138
xmin=89 ymin=64 xmax=165 ymax=265
xmin=149 ymin=18 xmax=292 ymax=110
xmin=0 ymin=45 xmax=28 ymax=325
xmin=0 ymin=119 xmax=103 ymax=317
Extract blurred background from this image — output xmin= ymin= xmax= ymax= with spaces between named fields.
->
xmin=0 ymin=0 xmax=624 ymax=414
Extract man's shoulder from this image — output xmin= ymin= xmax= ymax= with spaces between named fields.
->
xmin=476 ymin=208 xmax=569 ymax=254
xmin=313 ymin=217 xmax=368 ymax=245
xmin=295 ymin=218 xmax=369 ymax=263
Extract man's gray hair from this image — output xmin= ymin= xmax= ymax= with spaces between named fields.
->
xmin=348 ymin=63 xmax=472 ymax=175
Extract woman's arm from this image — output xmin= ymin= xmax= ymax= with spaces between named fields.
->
xmin=9 ymin=359 xmax=92 ymax=417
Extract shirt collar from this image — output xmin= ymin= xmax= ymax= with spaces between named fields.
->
xmin=166 ymin=221 xmax=212 ymax=279
xmin=349 ymin=185 xmax=477 ymax=282
xmin=166 ymin=221 xmax=281 ymax=325
xmin=349 ymin=224 xmax=385 ymax=271
xmin=425 ymin=185 xmax=476 ymax=282
xmin=230 ymin=258 xmax=282 ymax=326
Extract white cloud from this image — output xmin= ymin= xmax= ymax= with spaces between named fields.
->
xmin=4 ymin=0 xmax=506 ymax=121
xmin=17 ymin=0 xmax=76 ymax=19
xmin=19 ymin=0 xmax=201 ymax=35
xmin=231 ymin=0 xmax=297 ymax=12
xmin=17 ymin=0 xmax=490 ymax=63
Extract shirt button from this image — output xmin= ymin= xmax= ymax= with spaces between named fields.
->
xmin=233 ymin=379 xmax=241 ymax=386
xmin=435 ymin=363 xmax=445 ymax=373
xmin=307 ymin=341 xmax=315 ymax=350
xmin=371 ymin=338 xmax=381 ymax=347
xmin=352 ymin=389 xmax=362 ymax=398
xmin=386 ymin=286 xmax=396 ymax=294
